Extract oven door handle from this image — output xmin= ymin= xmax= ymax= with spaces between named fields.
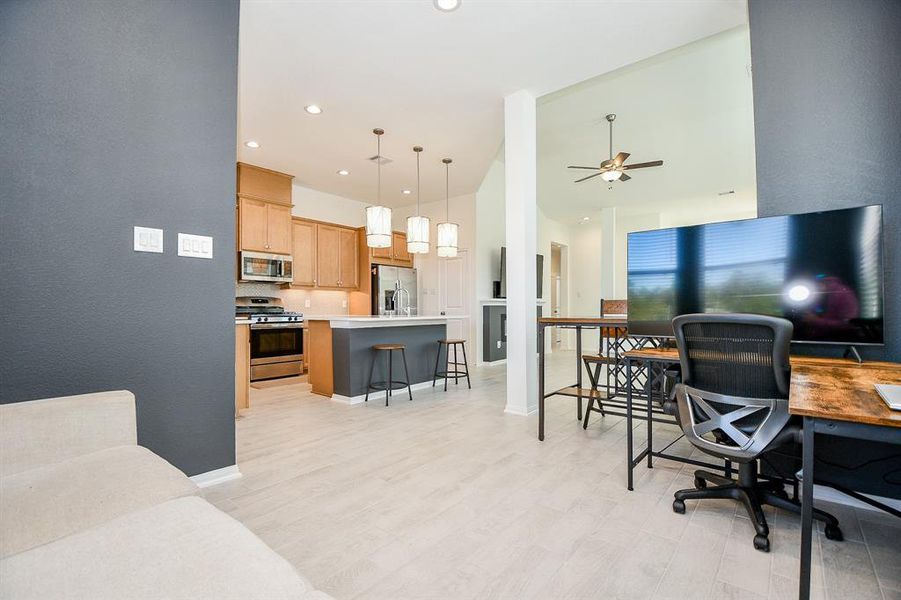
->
xmin=251 ymin=322 xmax=304 ymax=330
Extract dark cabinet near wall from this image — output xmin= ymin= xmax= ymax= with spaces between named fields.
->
xmin=482 ymin=303 xmax=544 ymax=363
xmin=483 ymin=305 xmax=507 ymax=362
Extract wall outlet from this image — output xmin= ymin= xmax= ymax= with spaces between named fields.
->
xmin=133 ymin=226 xmax=163 ymax=253
xmin=341 ymin=299 xmax=348 ymax=308
xmin=177 ymin=233 xmax=213 ymax=259
xmin=304 ymin=298 xmax=311 ymax=308
xmin=497 ymin=340 xmax=502 ymax=349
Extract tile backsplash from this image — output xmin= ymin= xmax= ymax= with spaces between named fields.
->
xmin=235 ymin=282 xmax=350 ymax=316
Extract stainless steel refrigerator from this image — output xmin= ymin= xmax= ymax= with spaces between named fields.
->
xmin=371 ymin=265 xmax=418 ymax=316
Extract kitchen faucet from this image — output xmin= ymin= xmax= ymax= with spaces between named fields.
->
xmin=394 ymin=282 xmax=412 ymax=316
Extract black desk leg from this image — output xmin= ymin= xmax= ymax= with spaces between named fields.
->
xmin=626 ymin=358 xmax=634 ymax=491
xmin=799 ymin=416 xmax=814 ymax=600
xmin=538 ymin=324 xmax=545 ymax=441
xmin=576 ymin=326 xmax=583 ymax=421
xmin=646 ymin=361 xmax=653 ymax=468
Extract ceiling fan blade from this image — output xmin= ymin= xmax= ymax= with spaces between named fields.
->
xmin=567 ymin=165 xmax=599 ymax=170
xmin=619 ymin=172 xmax=631 ymax=181
xmin=622 ymin=160 xmax=664 ymax=170
xmin=600 ymin=159 xmax=613 ymax=169
xmin=574 ymin=172 xmax=603 ymax=183
xmin=613 ymin=152 xmax=630 ymax=167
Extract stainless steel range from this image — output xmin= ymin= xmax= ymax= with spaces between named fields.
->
xmin=236 ymin=297 xmax=304 ymax=381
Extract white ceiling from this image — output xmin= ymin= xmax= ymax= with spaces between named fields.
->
xmin=538 ymin=26 xmax=757 ymax=224
xmin=238 ymin=0 xmax=748 ymax=207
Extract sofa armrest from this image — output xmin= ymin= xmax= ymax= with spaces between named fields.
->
xmin=0 ymin=390 xmax=137 ymax=476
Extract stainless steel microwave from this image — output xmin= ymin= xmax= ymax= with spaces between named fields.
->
xmin=239 ymin=251 xmax=293 ymax=283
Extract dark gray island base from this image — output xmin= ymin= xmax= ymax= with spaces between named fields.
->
xmin=306 ymin=317 xmax=451 ymax=403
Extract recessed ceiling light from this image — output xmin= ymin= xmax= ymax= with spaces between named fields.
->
xmin=402 ymin=189 xmax=412 ymax=195
xmin=582 ymin=216 xmax=590 ymax=221
xmin=434 ymin=0 xmax=460 ymax=12
xmin=337 ymin=169 xmax=349 ymax=176
xmin=304 ymin=105 xmax=322 ymax=115
xmin=244 ymin=140 xmax=260 ymax=149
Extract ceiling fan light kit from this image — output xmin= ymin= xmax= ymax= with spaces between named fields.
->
xmin=365 ymin=128 xmax=393 ymax=248
xmin=406 ymin=145 xmax=430 ymax=254
xmin=568 ymin=113 xmax=663 ymax=185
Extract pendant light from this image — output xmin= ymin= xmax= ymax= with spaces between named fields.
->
xmin=365 ymin=128 xmax=392 ymax=248
xmin=406 ymin=146 xmax=430 ymax=254
xmin=436 ymin=158 xmax=459 ymax=258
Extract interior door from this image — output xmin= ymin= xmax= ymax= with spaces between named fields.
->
xmin=338 ymin=227 xmax=358 ymax=288
xmin=439 ymin=249 xmax=469 ymax=345
xmin=316 ymin=224 xmax=341 ymax=287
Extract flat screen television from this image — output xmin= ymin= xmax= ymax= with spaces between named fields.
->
xmin=499 ymin=247 xmax=543 ymax=299
xmin=626 ymin=205 xmax=884 ymax=344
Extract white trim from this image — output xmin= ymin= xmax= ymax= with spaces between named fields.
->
xmin=481 ymin=358 xmax=507 ymax=367
xmin=331 ymin=380 xmax=438 ymax=405
xmin=503 ymin=405 xmax=537 ymax=417
xmin=813 ymin=483 xmax=901 ymax=513
xmin=190 ymin=465 xmax=242 ymax=488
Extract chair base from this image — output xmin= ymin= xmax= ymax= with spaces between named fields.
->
xmin=672 ymin=465 xmax=843 ymax=552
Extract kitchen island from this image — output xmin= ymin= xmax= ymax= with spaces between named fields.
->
xmin=306 ymin=316 xmax=452 ymax=402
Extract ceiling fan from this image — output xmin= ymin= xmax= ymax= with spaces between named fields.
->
xmin=568 ymin=114 xmax=663 ymax=184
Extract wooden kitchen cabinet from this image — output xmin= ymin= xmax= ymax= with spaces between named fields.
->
xmin=338 ymin=227 xmax=359 ymax=288
xmin=316 ymin=224 xmax=341 ymax=287
xmin=370 ymin=230 xmax=413 ymax=266
xmin=315 ymin=224 xmax=358 ymax=289
xmin=290 ymin=218 xmax=317 ymax=287
xmin=392 ymin=231 xmax=412 ymax=265
xmin=236 ymin=162 xmax=294 ymax=255
xmin=238 ymin=198 xmax=293 ymax=254
xmin=235 ymin=323 xmax=250 ymax=414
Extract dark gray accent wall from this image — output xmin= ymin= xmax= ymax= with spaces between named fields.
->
xmin=748 ymin=0 xmax=901 ymax=362
xmin=0 ymin=0 xmax=239 ymax=476
xmin=332 ymin=326 xmax=447 ymax=397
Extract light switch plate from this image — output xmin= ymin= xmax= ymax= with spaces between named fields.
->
xmin=134 ymin=226 xmax=164 ymax=253
xmin=304 ymin=299 xmax=311 ymax=308
xmin=341 ymin=299 xmax=348 ymax=308
xmin=177 ymin=233 xmax=213 ymax=259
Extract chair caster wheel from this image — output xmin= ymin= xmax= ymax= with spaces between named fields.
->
xmin=693 ymin=476 xmax=707 ymax=489
xmin=672 ymin=499 xmax=686 ymax=514
xmin=824 ymin=524 xmax=843 ymax=541
xmin=753 ymin=534 xmax=770 ymax=552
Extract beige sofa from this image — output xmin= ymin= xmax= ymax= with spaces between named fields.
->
xmin=0 ymin=391 xmax=331 ymax=600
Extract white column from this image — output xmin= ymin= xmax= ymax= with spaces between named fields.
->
xmin=600 ymin=206 xmax=617 ymax=298
xmin=503 ymin=90 xmax=538 ymax=416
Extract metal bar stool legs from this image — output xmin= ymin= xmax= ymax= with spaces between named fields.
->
xmin=433 ymin=339 xmax=471 ymax=391
xmin=365 ymin=344 xmax=412 ymax=406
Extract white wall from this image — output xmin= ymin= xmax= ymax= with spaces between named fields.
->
xmin=474 ymin=158 xmax=506 ymax=363
xmin=391 ymin=193 xmax=478 ymax=350
xmin=291 ymin=184 xmax=368 ymax=227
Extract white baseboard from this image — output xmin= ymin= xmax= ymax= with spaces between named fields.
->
xmin=482 ymin=359 xmax=507 ymax=367
xmin=813 ymin=483 xmax=901 ymax=513
xmin=503 ymin=404 xmax=537 ymax=417
xmin=190 ymin=465 xmax=242 ymax=488
xmin=331 ymin=380 xmax=438 ymax=405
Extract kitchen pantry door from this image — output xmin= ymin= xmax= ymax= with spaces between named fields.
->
xmin=439 ymin=249 xmax=470 ymax=347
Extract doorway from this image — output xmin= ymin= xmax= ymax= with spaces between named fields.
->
xmin=550 ymin=243 xmax=568 ymax=351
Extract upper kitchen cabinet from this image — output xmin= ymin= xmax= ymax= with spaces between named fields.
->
xmin=290 ymin=218 xmax=317 ymax=287
xmin=316 ymin=224 xmax=359 ymax=289
xmin=237 ymin=163 xmax=294 ymax=255
xmin=370 ymin=231 xmax=413 ymax=267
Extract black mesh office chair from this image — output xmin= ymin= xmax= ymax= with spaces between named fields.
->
xmin=670 ymin=314 xmax=842 ymax=552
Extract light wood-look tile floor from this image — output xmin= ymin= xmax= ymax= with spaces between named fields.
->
xmin=204 ymin=351 xmax=901 ymax=600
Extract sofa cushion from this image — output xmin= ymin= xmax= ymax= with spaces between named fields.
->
xmin=0 ymin=496 xmax=328 ymax=600
xmin=0 ymin=445 xmax=198 ymax=558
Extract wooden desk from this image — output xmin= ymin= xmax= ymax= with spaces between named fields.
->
xmin=791 ymin=362 xmax=901 ymax=600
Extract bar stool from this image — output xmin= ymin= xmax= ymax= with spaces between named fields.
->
xmin=432 ymin=339 xmax=471 ymax=391
xmin=365 ymin=344 xmax=412 ymax=406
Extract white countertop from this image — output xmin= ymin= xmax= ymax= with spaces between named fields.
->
xmin=306 ymin=315 xmax=457 ymax=329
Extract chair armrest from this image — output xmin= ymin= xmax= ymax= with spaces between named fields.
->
xmin=0 ymin=390 xmax=137 ymax=476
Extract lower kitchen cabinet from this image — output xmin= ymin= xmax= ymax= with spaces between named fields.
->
xmin=235 ymin=323 xmax=250 ymax=414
